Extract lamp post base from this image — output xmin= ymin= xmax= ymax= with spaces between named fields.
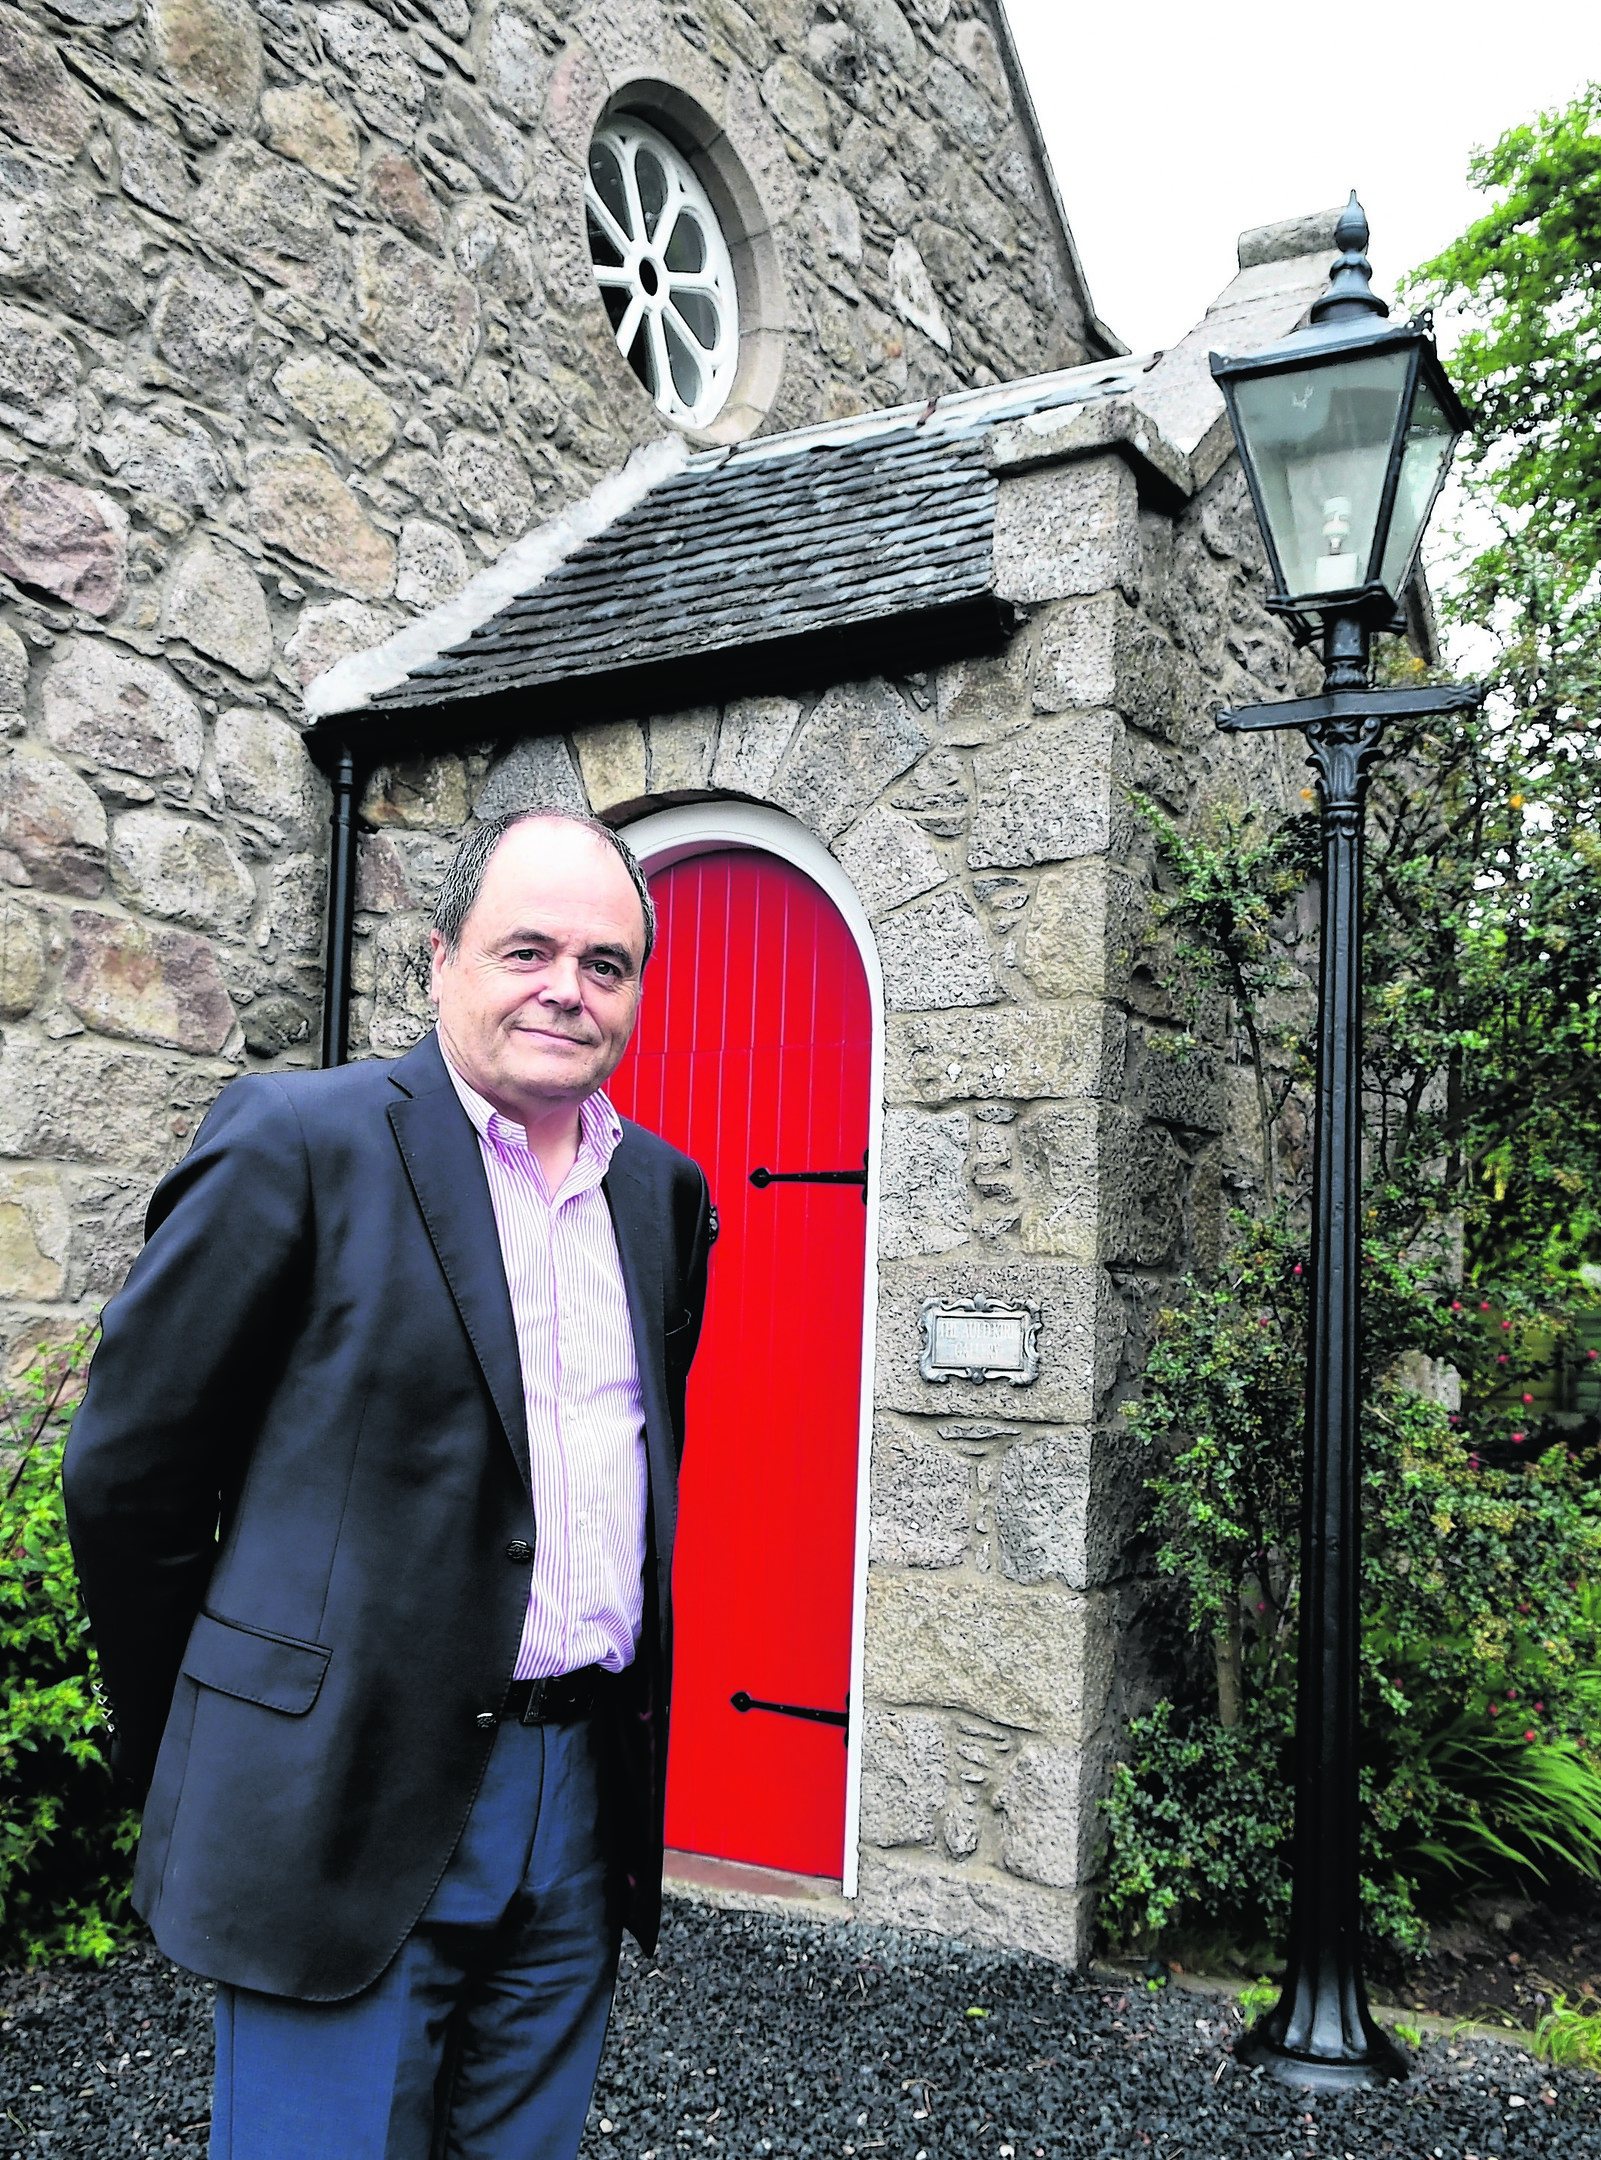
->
xmin=1235 ymin=2018 xmax=1410 ymax=2091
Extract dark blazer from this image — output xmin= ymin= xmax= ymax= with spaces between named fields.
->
xmin=63 ymin=1031 xmax=711 ymax=2002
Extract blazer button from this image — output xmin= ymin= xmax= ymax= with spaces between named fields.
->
xmin=505 ymin=1539 xmax=533 ymax=1563
xmin=475 ymin=1712 xmax=497 ymax=1733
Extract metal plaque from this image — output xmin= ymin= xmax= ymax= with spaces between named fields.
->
xmin=918 ymin=1296 xmax=1041 ymax=1386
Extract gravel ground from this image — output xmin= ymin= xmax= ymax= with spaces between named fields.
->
xmin=0 ymin=1948 xmax=211 ymax=2154
xmin=4 ymin=1902 xmax=1600 ymax=2158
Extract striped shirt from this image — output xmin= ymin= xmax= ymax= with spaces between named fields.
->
xmin=445 ymin=1056 xmax=647 ymax=1679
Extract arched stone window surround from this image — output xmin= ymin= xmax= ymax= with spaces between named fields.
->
xmin=593 ymin=80 xmax=789 ymax=447
xmin=619 ymin=800 xmax=882 ymax=1897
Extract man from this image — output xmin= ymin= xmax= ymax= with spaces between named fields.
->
xmin=64 ymin=809 xmax=712 ymax=2159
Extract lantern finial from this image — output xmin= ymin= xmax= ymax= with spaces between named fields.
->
xmin=1310 ymin=191 xmax=1389 ymax=328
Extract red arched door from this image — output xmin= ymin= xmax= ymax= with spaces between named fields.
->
xmin=608 ymin=847 xmax=872 ymax=1880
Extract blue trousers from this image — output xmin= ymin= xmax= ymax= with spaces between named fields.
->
xmin=211 ymin=1712 xmax=620 ymax=2160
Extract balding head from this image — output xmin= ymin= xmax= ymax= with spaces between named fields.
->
xmin=427 ymin=810 xmax=652 ymax=1134
xmin=432 ymin=809 xmax=655 ymax=963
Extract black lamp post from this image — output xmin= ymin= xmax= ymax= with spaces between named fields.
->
xmin=1208 ymin=194 xmax=1479 ymax=2089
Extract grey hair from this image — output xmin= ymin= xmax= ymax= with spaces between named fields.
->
xmin=431 ymin=809 xmax=657 ymax=964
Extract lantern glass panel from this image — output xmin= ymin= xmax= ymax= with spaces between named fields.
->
xmin=1378 ymin=376 xmax=1457 ymax=598
xmin=1232 ymin=348 xmax=1412 ymax=602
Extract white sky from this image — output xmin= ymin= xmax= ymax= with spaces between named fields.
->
xmin=1004 ymin=0 xmax=1598 ymax=359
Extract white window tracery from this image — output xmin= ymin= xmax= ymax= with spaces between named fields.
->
xmin=585 ymin=118 xmax=740 ymax=430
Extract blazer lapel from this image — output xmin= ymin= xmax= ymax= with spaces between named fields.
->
xmin=386 ymin=1034 xmax=529 ymax=1490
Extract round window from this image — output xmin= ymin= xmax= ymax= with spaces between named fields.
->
xmin=585 ymin=117 xmax=740 ymax=430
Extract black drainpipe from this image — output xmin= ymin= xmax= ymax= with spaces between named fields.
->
xmin=320 ymin=744 xmax=358 ymax=1068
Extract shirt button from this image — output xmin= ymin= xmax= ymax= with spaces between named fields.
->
xmin=475 ymin=1712 xmax=497 ymax=1733
xmin=505 ymin=1539 xmax=534 ymax=1563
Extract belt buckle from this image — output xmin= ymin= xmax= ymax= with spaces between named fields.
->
xmin=520 ymin=1677 xmax=550 ymax=1726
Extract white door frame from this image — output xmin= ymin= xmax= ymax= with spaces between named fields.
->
xmin=620 ymin=802 xmax=881 ymax=1900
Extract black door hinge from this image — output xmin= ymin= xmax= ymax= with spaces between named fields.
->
xmin=748 ymin=1152 xmax=868 ymax=1203
xmin=731 ymin=1689 xmax=850 ymax=1743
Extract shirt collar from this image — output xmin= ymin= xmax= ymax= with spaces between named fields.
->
xmin=442 ymin=1049 xmax=623 ymax=1184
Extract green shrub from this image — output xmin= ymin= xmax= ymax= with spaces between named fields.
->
xmin=0 ymin=1331 xmax=139 ymax=1963
xmin=1363 ymin=1388 xmax=1601 ymax=1896
xmin=1099 ymin=1697 xmax=1292 ymax=1949
xmin=1105 ymin=1207 xmax=1601 ymax=1961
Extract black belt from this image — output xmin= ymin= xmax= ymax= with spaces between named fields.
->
xmin=499 ymin=1666 xmax=606 ymax=1726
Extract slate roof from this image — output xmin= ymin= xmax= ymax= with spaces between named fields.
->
xmin=314 ymin=358 xmax=1149 ymax=737
xmin=367 ymin=425 xmax=996 ymax=716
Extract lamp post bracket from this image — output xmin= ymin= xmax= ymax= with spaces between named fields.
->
xmin=1216 ymin=681 xmax=1482 ymax=734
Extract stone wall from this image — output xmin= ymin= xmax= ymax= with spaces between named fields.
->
xmin=0 ymin=0 xmax=1103 ymax=1370
xmin=336 ymin=394 xmax=1319 ymax=1961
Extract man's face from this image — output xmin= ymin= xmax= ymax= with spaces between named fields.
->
xmin=429 ymin=819 xmax=647 ymax=1123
